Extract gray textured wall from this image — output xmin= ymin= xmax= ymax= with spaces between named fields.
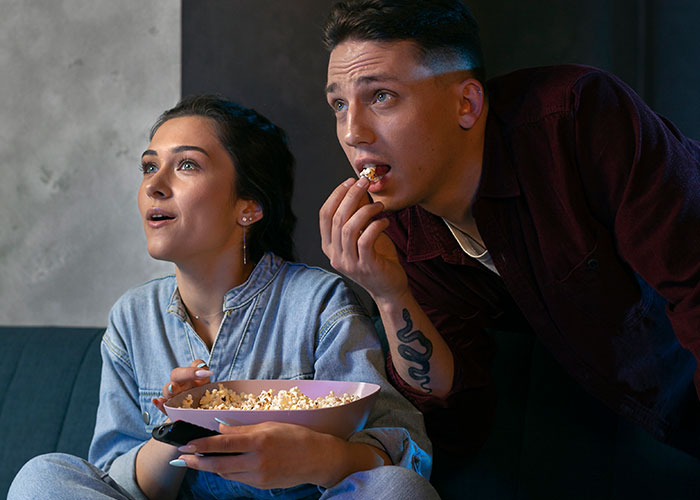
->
xmin=0 ymin=1 xmax=180 ymax=326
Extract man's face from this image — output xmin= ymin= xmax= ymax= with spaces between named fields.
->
xmin=326 ymin=39 xmax=467 ymax=212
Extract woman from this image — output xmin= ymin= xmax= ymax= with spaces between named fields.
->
xmin=9 ymin=96 xmax=438 ymax=500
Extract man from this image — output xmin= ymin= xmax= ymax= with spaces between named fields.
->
xmin=319 ymin=0 xmax=700 ymax=459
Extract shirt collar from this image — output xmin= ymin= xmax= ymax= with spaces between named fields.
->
xmin=476 ymin=108 xmax=521 ymax=199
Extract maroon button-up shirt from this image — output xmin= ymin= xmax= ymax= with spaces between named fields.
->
xmin=383 ymin=65 xmax=700 ymax=453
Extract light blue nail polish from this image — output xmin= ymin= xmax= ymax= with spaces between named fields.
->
xmin=169 ymin=459 xmax=187 ymax=467
xmin=168 ymin=383 xmax=174 ymax=393
xmin=196 ymin=362 xmax=207 ymax=368
xmin=215 ymin=417 xmax=231 ymax=426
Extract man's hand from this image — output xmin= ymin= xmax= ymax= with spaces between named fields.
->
xmin=320 ymin=177 xmax=407 ymax=303
xmin=320 ymin=177 xmax=455 ymax=397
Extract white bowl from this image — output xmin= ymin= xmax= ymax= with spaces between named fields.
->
xmin=164 ymin=379 xmax=380 ymax=439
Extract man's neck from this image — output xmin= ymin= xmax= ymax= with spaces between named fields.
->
xmin=422 ymin=100 xmax=488 ymax=239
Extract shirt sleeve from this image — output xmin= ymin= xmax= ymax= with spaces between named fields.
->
xmin=88 ymin=308 xmax=151 ymax=500
xmin=311 ymin=292 xmax=433 ymax=480
xmin=571 ymin=70 xmax=700 ymax=393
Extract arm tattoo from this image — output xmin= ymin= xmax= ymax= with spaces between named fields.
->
xmin=395 ymin=308 xmax=433 ymax=392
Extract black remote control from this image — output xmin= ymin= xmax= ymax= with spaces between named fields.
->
xmin=152 ymin=420 xmax=232 ymax=455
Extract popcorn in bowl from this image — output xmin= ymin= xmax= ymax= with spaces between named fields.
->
xmin=182 ymin=384 xmax=359 ymax=410
xmin=164 ymin=379 xmax=380 ymax=438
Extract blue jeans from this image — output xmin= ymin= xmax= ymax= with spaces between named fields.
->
xmin=8 ymin=453 xmax=441 ymax=500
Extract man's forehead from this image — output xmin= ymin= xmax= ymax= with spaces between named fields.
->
xmin=326 ymin=40 xmax=428 ymax=92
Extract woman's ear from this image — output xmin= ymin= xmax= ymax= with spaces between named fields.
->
xmin=457 ymin=79 xmax=485 ymax=130
xmin=238 ymin=200 xmax=263 ymax=226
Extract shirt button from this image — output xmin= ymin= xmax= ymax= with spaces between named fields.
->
xmin=142 ymin=411 xmax=150 ymax=425
xmin=586 ymin=258 xmax=600 ymax=271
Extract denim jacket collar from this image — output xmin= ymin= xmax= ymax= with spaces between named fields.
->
xmin=166 ymin=252 xmax=282 ymax=322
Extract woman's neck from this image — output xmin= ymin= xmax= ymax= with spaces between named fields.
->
xmin=174 ymin=250 xmax=255 ymax=347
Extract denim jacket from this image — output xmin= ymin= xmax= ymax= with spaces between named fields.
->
xmin=88 ymin=253 xmax=431 ymax=499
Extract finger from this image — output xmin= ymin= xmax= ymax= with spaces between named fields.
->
xmin=330 ymin=177 xmax=373 ymax=262
xmin=170 ymin=452 xmax=253 ymax=476
xmin=152 ymin=397 xmax=167 ymax=414
xmin=320 ymin=178 xmax=355 ymax=253
xmin=339 ymin=202 xmax=386 ymax=263
xmin=189 ymin=359 xmax=208 ymax=369
xmin=180 ymin=427 xmax=254 ymax=456
xmin=162 ymin=380 xmax=182 ymax=398
xmin=356 ymin=218 xmax=391 ymax=261
xmin=169 ymin=365 xmax=214 ymax=388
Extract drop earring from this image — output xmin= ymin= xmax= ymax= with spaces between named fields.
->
xmin=241 ymin=216 xmax=249 ymax=265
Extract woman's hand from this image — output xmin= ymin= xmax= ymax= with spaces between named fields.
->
xmin=170 ymin=421 xmax=389 ymax=489
xmin=152 ymin=359 xmax=213 ymax=414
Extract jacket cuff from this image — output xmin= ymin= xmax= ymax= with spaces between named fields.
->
xmin=104 ymin=443 xmax=149 ymax=500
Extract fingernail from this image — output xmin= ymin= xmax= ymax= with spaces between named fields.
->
xmin=215 ymin=417 xmax=231 ymax=426
xmin=169 ymin=459 xmax=187 ymax=467
xmin=356 ymin=177 xmax=369 ymax=187
xmin=168 ymin=383 xmax=174 ymax=394
xmin=178 ymin=444 xmax=197 ymax=453
xmin=196 ymin=362 xmax=207 ymax=368
xmin=195 ymin=370 xmax=213 ymax=378
xmin=343 ymin=178 xmax=355 ymax=187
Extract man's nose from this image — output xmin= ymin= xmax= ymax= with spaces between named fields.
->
xmin=343 ymin=107 xmax=375 ymax=147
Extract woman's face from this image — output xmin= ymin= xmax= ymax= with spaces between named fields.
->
xmin=138 ymin=115 xmax=245 ymax=265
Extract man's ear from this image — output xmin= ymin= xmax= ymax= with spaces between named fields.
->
xmin=457 ymin=79 xmax=485 ymax=130
xmin=238 ymin=200 xmax=263 ymax=226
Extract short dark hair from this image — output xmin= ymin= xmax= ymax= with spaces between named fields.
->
xmin=322 ymin=0 xmax=485 ymax=83
xmin=150 ymin=95 xmax=297 ymax=263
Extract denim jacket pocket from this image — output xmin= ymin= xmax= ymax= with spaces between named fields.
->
xmin=138 ymin=388 xmax=168 ymax=434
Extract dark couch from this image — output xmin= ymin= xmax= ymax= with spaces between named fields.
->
xmin=3 ymin=325 xmax=700 ymax=500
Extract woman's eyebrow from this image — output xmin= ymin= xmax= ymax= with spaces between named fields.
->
xmin=172 ymin=145 xmax=209 ymax=157
xmin=140 ymin=145 xmax=209 ymax=160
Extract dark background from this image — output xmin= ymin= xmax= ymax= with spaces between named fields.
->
xmin=182 ymin=0 xmax=700 ymax=272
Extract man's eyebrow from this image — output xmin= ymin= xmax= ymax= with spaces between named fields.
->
xmin=140 ymin=145 xmax=209 ymax=160
xmin=325 ymin=74 xmax=399 ymax=95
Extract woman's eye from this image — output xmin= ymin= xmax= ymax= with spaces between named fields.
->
xmin=180 ymin=160 xmax=197 ymax=170
xmin=141 ymin=163 xmax=157 ymax=174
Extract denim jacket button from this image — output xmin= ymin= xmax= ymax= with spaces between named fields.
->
xmin=142 ymin=411 xmax=150 ymax=425
xmin=586 ymin=258 xmax=600 ymax=271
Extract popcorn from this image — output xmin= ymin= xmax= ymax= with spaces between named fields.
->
xmin=182 ymin=384 xmax=359 ymax=410
xmin=359 ymin=165 xmax=381 ymax=182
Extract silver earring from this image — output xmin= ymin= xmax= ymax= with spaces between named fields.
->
xmin=242 ymin=227 xmax=247 ymax=265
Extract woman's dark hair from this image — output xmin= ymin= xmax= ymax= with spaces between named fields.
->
xmin=150 ymin=94 xmax=297 ymax=263
xmin=322 ymin=0 xmax=486 ymax=83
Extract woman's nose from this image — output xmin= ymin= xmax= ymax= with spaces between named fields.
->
xmin=145 ymin=169 xmax=172 ymax=199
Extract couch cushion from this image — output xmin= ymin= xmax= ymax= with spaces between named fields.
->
xmin=0 ymin=326 xmax=103 ymax=499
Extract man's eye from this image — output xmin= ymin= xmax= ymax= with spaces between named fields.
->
xmin=375 ymin=91 xmax=392 ymax=104
xmin=333 ymin=100 xmax=346 ymax=112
